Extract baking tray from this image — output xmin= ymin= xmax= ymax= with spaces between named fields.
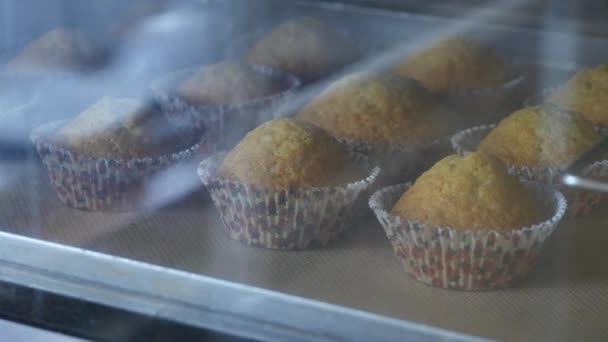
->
xmin=1 ymin=157 xmax=608 ymax=341
xmin=2 ymin=1 xmax=608 ymax=341
xmin=0 ymin=159 xmax=477 ymax=342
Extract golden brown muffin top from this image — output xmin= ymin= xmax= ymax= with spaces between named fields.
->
xmin=57 ymin=97 xmax=191 ymax=159
xmin=177 ymin=61 xmax=280 ymax=106
xmin=391 ymin=152 xmax=546 ymax=231
xmin=218 ymin=118 xmax=363 ymax=190
xmin=392 ymin=36 xmax=507 ymax=93
xmin=247 ymin=17 xmax=358 ymax=81
xmin=297 ymin=72 xmax=456 ymax=145
xmin=546 ymin=64 xmax=608 ymax=126
xmin=7 ymin=27 xmax=95 ymax=73
xmin=478 ymin=106 xmax=600 ymax=168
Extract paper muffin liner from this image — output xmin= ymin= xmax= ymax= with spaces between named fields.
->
xmin=198 ymin=152 xmax=380 ymax=250
xmin=444 ymin=66 xmax=526 ymax=127
xmin=150 ymin=64 xmax=300 ymax=150
xmin=451 ymin=125 xmax=608 ymax=217
xmin=31 ymin=120 xmax=202 ymax=211
xmin=524 ymin=86 xmax=608 ymax=136
xmin=369 ymin=182 xmax=567 ymax=290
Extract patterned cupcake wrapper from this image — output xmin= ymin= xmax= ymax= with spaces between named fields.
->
xmin=451 ymin=124 xmax=608 ymax=217
xmin=524 ymin=87 xmax=608 ymax=136
xmin=31 ymin=120 xmax=202 ymax=211
xmin=198 ymin=152 xmax=380 ymax=250
xmin=443 ymin=66 xmax=526 ymax=127
xmin=150 ymin=64 xmax=301 ymax=150
xmin=369 ymin=182 xmax=567 ymax=290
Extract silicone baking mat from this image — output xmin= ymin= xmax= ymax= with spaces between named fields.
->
xmin=0 ymin=160 xmax=607 ymax=341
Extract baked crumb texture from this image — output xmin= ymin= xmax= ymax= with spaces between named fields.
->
xmin=391 ymin=152 xmax=546 ymax=232
xmin=247 ymin=17 xmax=358 ymax=81
xmin=479 ymin=106 xmax=600 ymax=167
xmin=7 ymin=27 xmax=95 ymax=73
xmin=218 ymin=118 xmax=363 ymax=190
xmin=298 ymin=72 xmax=456 ymax=145
xmin=177 ymin=61 xmax=280 ymax=106
xmin=546 ymin=64 xmax=608 ymax=126
xmin=57 ymin=97 xmax=190 ymax=159
xmin=392 ymin=36 xmax=507 ymax=93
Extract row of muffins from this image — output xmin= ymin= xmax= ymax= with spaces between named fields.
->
xmin=22 ymin=17 xmax=519 ymax=180
xmin=198 ymin=118 xmax=566 ymax=290
xmin=452 ymin=63 xmax=608 ymax=217
xmin=0 ymin=17 xmax=358 ymax=80
xmin=26 ymin=17 xmax=608 ymax=291
xmin=31 ymin=106 xmax=570 ymax=291
xmin=36 ymin=54 xmax=605 ymax=211
xmin=5 ymin=17 xmax=523 ymax=154
xmin=195 ymin=48 xmax=603 ymax=288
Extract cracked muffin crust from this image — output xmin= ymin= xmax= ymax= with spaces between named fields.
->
xmin=218 ymin=118 xmax=364 ymax=190
xmin=391 ymin=152 xmax=546 ymax=231
xmin=478 ymin=106 xmax=600 ymax=168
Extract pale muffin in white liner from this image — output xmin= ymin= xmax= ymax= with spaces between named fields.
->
xmin=198 ymin=152 xmax=380 ymax=249
xmin=525 ymin=87 xmax=608 ymax=136
xmin=369 ymin=182 xmax=566 ymax=290
xmin=396 ymin=44 xmax=527 ymax=127
xmin=3 ymin=27 xmax=104 ymax=76
xmin=451 ymin=124 xmax=608 ymax=217
xmin=234 ymin=16 xmax=362 ymax=81
xmin=296 ymin=72 xmax=461 ymax=189
xmin=31 ymin=120 xmax=201 ymax=211
xmin=150 ymin=64 xmax=300 ymax=150
xmin=225 ymin=26 xmax=365 ymax=84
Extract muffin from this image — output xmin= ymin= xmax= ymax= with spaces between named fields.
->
xmin=391 ymin=152 xmax=546 ymax=231
xmin=31 ymin=97 xmax=200 ymax=211
xmin=478 ymin=106 xmax=600 ymax=168
xmin=247 ymin=17 xmax=359 ymax=81
xmin=151 ymin=61 xmax=300 ymax=151
xmin=218 ymin=118 xmax=365 ymax=190
xmin=297 ymin=72 xmax=457 ymax=182
xmin=545 ymin=64 xmax=608 ymax=126
xmin=369 ymin=152 xmax=566 ymax=290
xmin=56 ymin=97 xmax=192 ymax=159
xmin=177 ymin=61 xmax=280 ymax=106
xmin=392 ymin=36 xmax=523 ymax=126
xmin=392 ymin=36 xmax=507 ymax=93
xmin=298 ymin=72 xmax=455 ymax=145
xmin=199 ymin=118 xmax=379 ymax=249
xmin=6 ymin=27 xmax=96 ymax=74
xmin=451 ymin=105 xmax=607 ymax=217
